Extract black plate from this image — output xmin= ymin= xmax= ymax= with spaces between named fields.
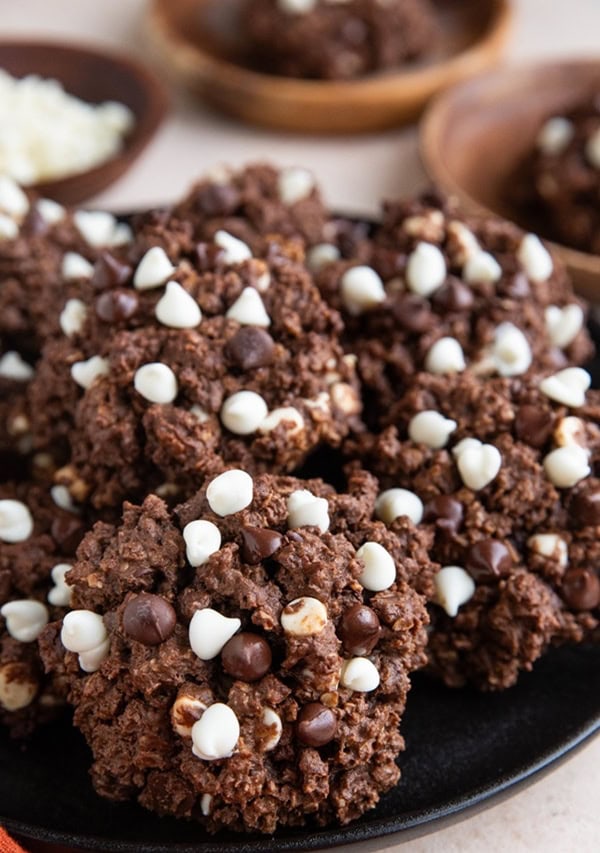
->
xmin=1 ymin=646 xmax=599 ymax=852
xmin=2 ymin=299 xmax=600 ymax=853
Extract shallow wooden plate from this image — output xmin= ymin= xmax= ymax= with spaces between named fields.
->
xmin=420 ymin=59 xmax=600 ymax=302
xmin=146 ymin=0 xmax=512 ymax=134
xmin=0 ymin=40 xmax=169 ymax=205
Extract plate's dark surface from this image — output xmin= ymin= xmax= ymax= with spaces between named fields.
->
xmin=1 ymin=646 xmax=599 ymax=852
xmin=2 ymin=324 xmax=599 ymax=853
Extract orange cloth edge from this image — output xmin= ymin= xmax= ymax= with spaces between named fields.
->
xmin=0 ymin=828 xmax=26 ymax=853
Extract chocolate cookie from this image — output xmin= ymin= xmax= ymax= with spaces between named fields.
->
xmin=40 ymin=469 xmax=431 ymax=831
xmin=242 ymin=0 xmax=436 ymax=80
xmin=517 ymin=94 xmax=600 ymax=253
xmin=314 ymin=193 xmax=593 ymax=425
xmin=348 ymin=368 xmax=600 ymax=689
xmin=0 ymin=480 xmax=89 ymax=736
xmin=27 ymin=223 xmax=361 ymax=508
xmin=0 ymin=347 xmax=34 ymax=457
xmin=0 ymin=177 xmax=131 ymax=351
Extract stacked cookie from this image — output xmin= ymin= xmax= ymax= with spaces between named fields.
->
xmin=0 ymin=165 xmax=597 ymax=833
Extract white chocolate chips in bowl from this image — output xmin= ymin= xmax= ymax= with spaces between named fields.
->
xmin=0 ymin=69 xmax=134 ymax=184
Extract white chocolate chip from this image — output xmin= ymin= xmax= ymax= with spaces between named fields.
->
xmin=584 ymin=127 xmax=600 ymax=170
xmin=408 ymin=410 xmax=456 ymax=449
xmin=61 ymin=610 xmax=107 ymax=653
xmin=528 ymin=533 xmax=568 ymax=568
xmin=1 ymin=600 xmax=49 ymax=642
xmin=375 ymin=488 xmax=423 ymax=525
xmin=134 ymin=362 xmax=178 ymax=404
xmin=261 ymin=707 xmax=283 ymax=751
xmin=74 ymin=210 xmax=118 ymax=247
xmin=183 ymin=520 xmax=222 ymax=567
xmin=356 ymin=542 xmax=396 ymax=591
xmin=544 ymin=304 xmax=584 ymax=349
xmin=0 ymin=351 xmax=33 ymax=381
xmin=277 ymin=0 xmax=316 ymax=13
xmin=340 ymin=657 xmax=380 ymax=692
xmin=61 ymin=252 xmax=93 ymax=280
xmin=111 ymin=222 xmax=133 ymax=247
xmin=201 ymin=794 xmax=213 ymax=816
xmin=307 ymin=243 xmax=340 ymax=272
xmin=36 ymin=197 xmax=65 ymax=225
xmin=171 ymin=694 xmax=207 ymax=737
xmin=406 ymin=242 xmax=447 ymax=296
xmin=281 ymin=596 xmax=328 ymax=636
xmin=220 ymin=390 xmax=269 ymax=435
xmin=0 ymin=499 xmax=33 ymax=542
xmin=206 ymin=469 xmax=253 ymax=516
xmin=330 ymin=382 xmax=361 ymax=415
xmin=226 ymin=287 xmax=271 ymax=327
xmin=539 ymin=367 xmax=591 ymax=408
xmin=543 ymin=446 xmax=591 ymax=488
xmin=214 ymin=230 xmax=252 ymax=265
xmin=447 ymin=220 xmax=480 ymax=264
xmin=71 ymin=355 xmax=109 ymax=389
xmin=259 ymin=406 xmax=304 ymax=434
xmin=0 ymin=175 xmax=28 ymax=218
xmin=287 ymin=489 xmax=330 ymax=532
xmin=554 ymin=416 xmax=588 ymax=451
xmin=0 ymin=212 xmax=18 ymax=239
xmin=537 ymin=117 xmax=574 ymax=155
xmin=517 ymin=234 xmax=553 ymax=282
xmin=51 ymin=484 xmax=79 ymax=514
xmin=78 ymin=639 xmax=110 ymax=673
xmin=463 ymin=250 xmax=502 ymax=284
xmin=434 ymin=566 xmax=475 ymax=617
xmin=191 ymin=702 xmax=240 ymax=760
xmin=340 ymin=266 xmax=386 ymax=315
xmin=454 ymin=438 xmax=502 ymax=491
xmin=492 ymin=323 xmax=532 ymax=377
xmin=155 ymin=282 xmax=201 ymax=329
xmin=424 ymin=337 xmax=466 ymax=375
xmin=59 ymin=298 xmax=87 ymax=337
xmin=190 ymin=405 xmax=211 ymax=423
xmin=133 ymin=246 xmax=176 ymax=290
xmin=277 ymin=167 xmax=315 ymax=205
xmin=48 ymin=563 xmax=73 ymax=607
xmin=0 ymin=663 xmax=38 ymax=711
xmin=189 ymin=608 xmax=241 ymax=660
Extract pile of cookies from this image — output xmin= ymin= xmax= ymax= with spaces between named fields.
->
xmin=0 ymin=164 xmax=598 ymax=833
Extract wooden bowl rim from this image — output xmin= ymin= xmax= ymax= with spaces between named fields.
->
xmin=420 ymin=57 xmax=600 ymax=277
xmin=0 ymin=38 xmax=169 ymax=197
xmin=147 ymin=0 xmax=513 ymax=102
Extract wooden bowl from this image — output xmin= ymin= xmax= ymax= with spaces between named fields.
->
xmin=0 ymin=40 xmax=169 ymax=205
xmin=146 ymin=0 xmax=512 ymax=134
xmin=420 ymin=59 xmax=600 ymax=302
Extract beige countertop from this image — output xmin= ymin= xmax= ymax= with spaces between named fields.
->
xmin=3 ymin=1 xmax=599 ymax=850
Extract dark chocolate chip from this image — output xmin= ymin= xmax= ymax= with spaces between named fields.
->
xmin=423 ymin=495 xmax=464 ymax=536
xmin=194 ymin=183 xmax=240 ymax=217
xmin=221 ymin=632 xmax=272 ymax=681
xmin=432 ymin=277 xmax=474 ymax=312
xmin=296 ymin=703 xmax=337 ymax=747
xmin=561 ymin=569 xmax=600 ymax=611
xmin=371 ymin=247 xmax=405 ymax=281
xmin=21 ymin=208 xmax=48 ymax=237
xmin=51 ymin=514 xmax=86 ymax=555
xmin=515 ymin=405 xmax=553 ymax=448
xmin=122 ymin=593 xmax=176 ymax=645
xmin=570 ymin=490 xmax=600 ymax=526
xmin=339 ymin=604 xmax=381 ymax=655
xmin=95 ymin=289 xmax=139 ymax=323
xmin=240 ymin=526 xmax=282 ymax=564
xmin=465 ymin=539 xmax=512 ymax=582
xmin=91 ymin=252 xmax=133 ymax=290
xmin=225 ymin=327 xmax=275 ymax=370
xmin=392 ymin=294 xmax=434 ymax=332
